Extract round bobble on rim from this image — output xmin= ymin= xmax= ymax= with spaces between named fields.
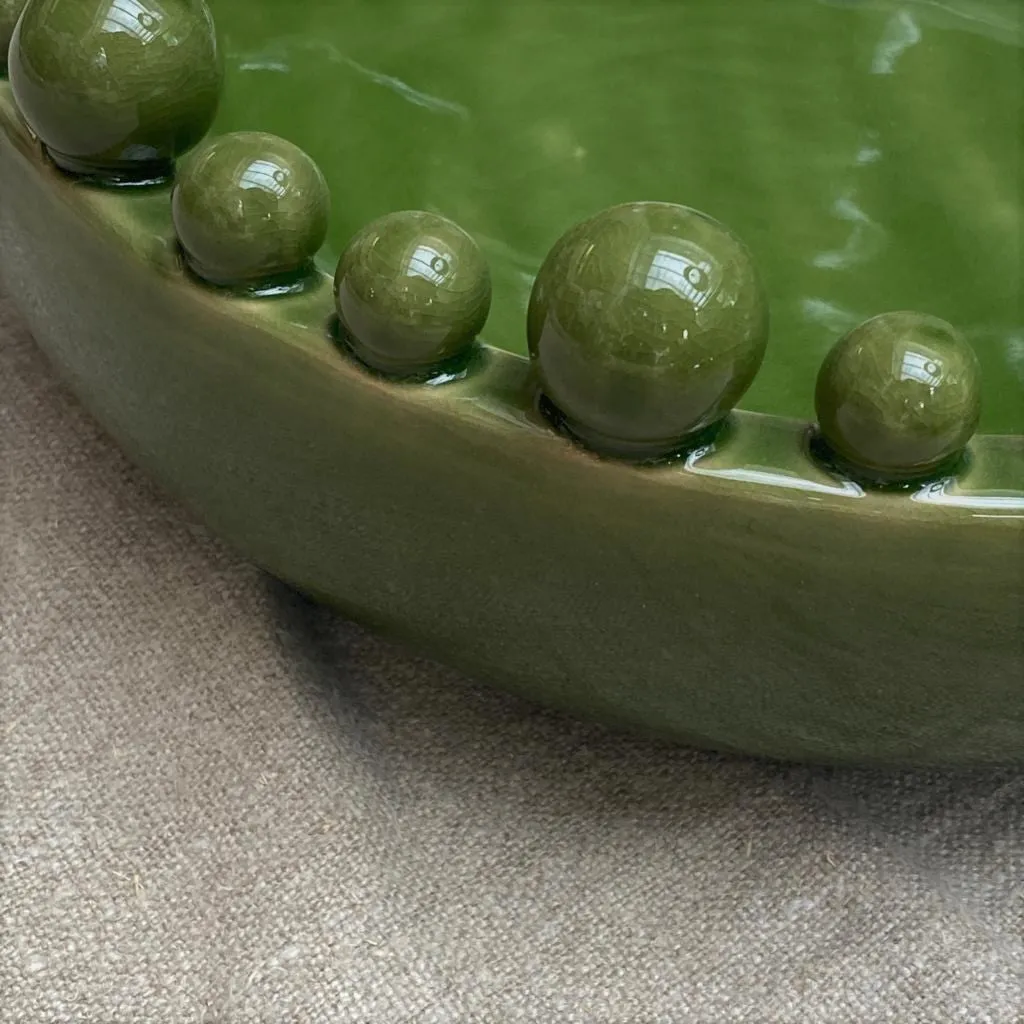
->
xmin=814 ymin=311 xmax=982 ymax=484
xmin=172 ymin=131 xmax=330 ymax=295
xmin=0 ymin=0 xmax=28 ymax=75
xmin=334 ymin=211 xmax=492 ymax=377
xmin=8 ymin=0 xmax=221 ymax=184
xmin=528 ymin=202 xmax=769 ymax=461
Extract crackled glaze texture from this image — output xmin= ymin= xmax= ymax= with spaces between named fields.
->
xmin=528 ymin=202 xmax=768 ymax=459
xmin=0 ymin=0 xmax=27 ymax=74
xmin=9 ymin=0 xmax=220 ymax=182
xmin=815 ymin=311 xmax=982 ymax=481
xmin=173 ymin=131 xmax=329 ymax=293
xmin=334 ymin=211 xmax=492 ymax=376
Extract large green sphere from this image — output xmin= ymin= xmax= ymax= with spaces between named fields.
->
xmin=334 ymin=211 xmax=492 ymax=376
xmin=172 ymin=132 xmax=330 ymax=292
xmin=815 ymin=311 xmax=982 ymax=482
xmin=0 ymin=0 xmax=28 ymax=74
xmin=9 ymin=0 xmax=221 ymax=182
xmin=528 ymin=202 xmax=769 ymax=459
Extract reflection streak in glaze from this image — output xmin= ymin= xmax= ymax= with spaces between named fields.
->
xmin=238 ymin=59 xmax=289 ymax=72
xmin=872 ymin=9 xmax=922 ymax=73
xmin=231 ymin=41 xmax=468 ymax=119
xmin=813 ymin=193 xmax=887 ymax=270
xmin=911 ymin=479 xmax=1024 ymax=511
xmin=342 ymin=55 xmax=469 ymax=119
xmin=102 ymin=0 xmax=163 ymax=42
xmin=684 ymin=449 xmax=867 ymax=497
xmin=822 ymin=0 xmax=1023 ymax=44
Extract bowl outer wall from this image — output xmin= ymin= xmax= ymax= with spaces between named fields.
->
xmin=1 ymin=107 xmax=1022 ymax=765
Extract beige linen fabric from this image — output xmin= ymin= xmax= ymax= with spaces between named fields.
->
xmin=2 ymin=291 xmax=1022 ymax=1022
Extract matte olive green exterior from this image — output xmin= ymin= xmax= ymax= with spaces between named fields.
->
xmin=173 ymin=131 xmax=329 ymax=291
xmin=528 ymin=203 xmax=769 ymax=459
xmin=815 ymin=312 xmax=982 ymax=482
xmin=8 ymin=0 xmax=220 ymax=181
xmin=0 ymin=0 xmax=27 ymax=74
xmin=334 ymin=211 xmax=492 ymax=376
xmin=2 ymin=92 xmax=1022 ymax=764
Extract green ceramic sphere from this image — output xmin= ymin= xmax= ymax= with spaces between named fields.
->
xmin=172 ymin=132 xmax=330 ymax=292
xmin=527 ymin=202 xmax=769 ymax=459
xmin=334 ymin=211 xmax=492 ymax=375
xmin=9 ymin=0 xmax=221 ymax=182
xmin=0 ymin=0 xmax=28 ymax=75
xmin=815 ymin=311 xmax=982 ymax=482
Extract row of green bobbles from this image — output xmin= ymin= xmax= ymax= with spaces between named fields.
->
xmin=2 ymin=0 xmax=983 ymax=485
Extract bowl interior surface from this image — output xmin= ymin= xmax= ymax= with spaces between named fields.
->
xmin=209 ymin=0 xmax=1023 ymax=433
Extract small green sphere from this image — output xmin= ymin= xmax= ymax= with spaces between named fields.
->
xmin=9 ymin=0 xmax=221 ymax=182
xmin=815 ymin=311 xmax=982 ymax=482
xmin=528 ymin=202 xmax=769 ymax=459
xmin=172 ymin=132 xmax=330 ymax=292
xmin=0 ymin=1 xmax=28 ymax=75
xmin=334 ymin=211 xmax=492 ymax=376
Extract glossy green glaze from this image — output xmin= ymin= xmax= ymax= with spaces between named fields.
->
xmin=528 ymin=203 xmax=768 ymax=459
xmin=211 ymin=0 xmax=1023 ymax=434
xmin=9 ymin=0 xmax=220 ymax=182
xmin=0 ymin=0 xmax=27 ymax=74
xmin=815 ymin=312 xmax=982 ymax=482
xmin=334 ymin=211 xmax=491 ymax=376
xmin=173 ymin=131 xmax=329 ymax=293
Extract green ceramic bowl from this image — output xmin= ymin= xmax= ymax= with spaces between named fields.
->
xmin=1 ymin=0 xmax=1021 ymax=763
